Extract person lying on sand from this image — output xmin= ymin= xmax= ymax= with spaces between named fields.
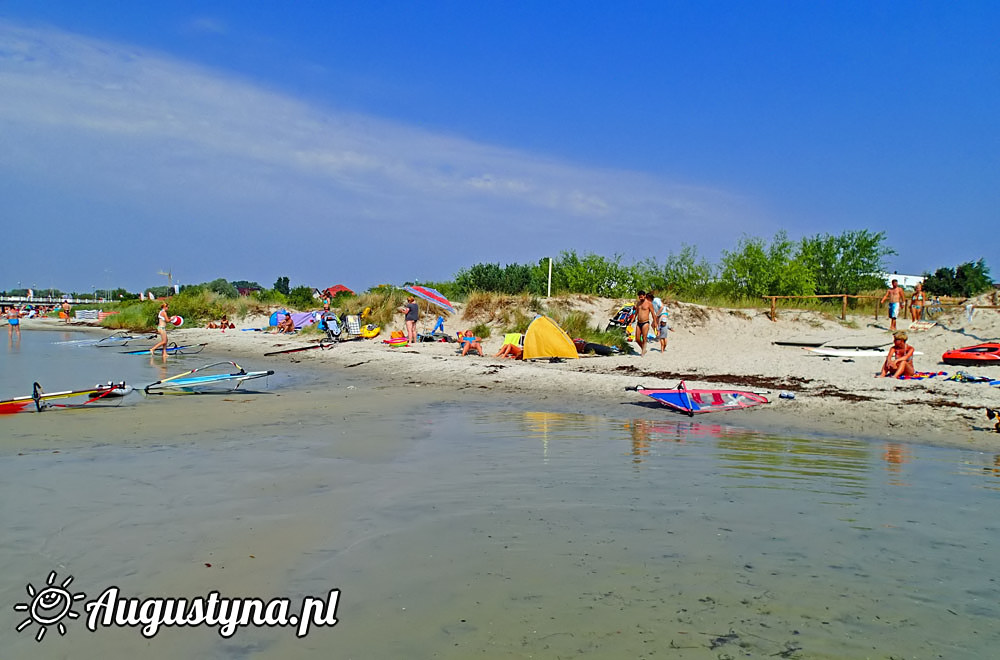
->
xmin=207 ymin=314 xmax=235 ymax=330
xmin=877 ymin=331 xmax=915 ymax=379
xmin=494 ymin=343 xmax=522 ymax=359
xmin=460 ymin=330 xmax=484 ymax=356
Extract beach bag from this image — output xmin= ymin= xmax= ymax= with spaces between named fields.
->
xmin=391 ymin=330 xmax=405 ymax=339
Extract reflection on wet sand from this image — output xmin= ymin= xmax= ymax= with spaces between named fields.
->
xmin=626 ymin=418 xmax=755 ymax=464
xmin=883 ymin=442 xmax=912 ymax=486
xmin=518 ymin=412 xmax=883 ymax=502
xmin=715 ymin=433 xmax=871 ymax=500
xmin=518 ymin=410 xmax=610 ymax=460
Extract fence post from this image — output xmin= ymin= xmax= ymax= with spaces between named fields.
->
xmin=770 ymin=297 xmax=777 ymax=321
xmin=841 ymin=295 xmax=847 ymax=320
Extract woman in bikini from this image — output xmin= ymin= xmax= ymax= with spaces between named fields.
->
xmin=910 ymin=283 xmax=925 ymax=322
xmin=877 ymin=331 xmax=915 ymax=378
xmin=150 ymin=301 xmax=170 ymax=357
xmin=460 ymin=330 xmax=485 ymax=356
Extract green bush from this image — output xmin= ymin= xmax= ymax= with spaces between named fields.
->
xmin=253 ymin=289 xmax=287 ymax=304
xmin=287 ymin=286 xmax=316 ymax=310
xmin=923 ymin=259 xmax=992 ymax=297
xmin=454 ymin=262 xmax=535 ymax=295
xmin=719 ymin=231 xmax=815 ymax=299
xmin=798 ymin=230 xmax=894 ymax=295
xmin=206 ymin=278 xmax=238 ymax=298
xmin=653 ymin=244 xmax=716 ymax=298
xmin=99 ymin=289 xmax=245 ymax=330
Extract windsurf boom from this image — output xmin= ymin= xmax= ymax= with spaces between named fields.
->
xmin=144 ymin=361 xmax=275 ymax=394
xmin=121 ymin=342 xmax=207 ymax=355
xmin=1 ymin=381 xmax=133 ymax=414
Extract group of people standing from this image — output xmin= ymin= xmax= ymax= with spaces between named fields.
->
xmin=880 ymin=279 xmax=928 ymax=331
xmin=633 ymin=291 xmax=670 ymax=357
xmin=3 ymin=301 xmax=72 ymax=338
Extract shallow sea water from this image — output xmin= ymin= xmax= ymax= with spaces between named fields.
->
xmin=2 ymin=329 xmax=999 ymax=658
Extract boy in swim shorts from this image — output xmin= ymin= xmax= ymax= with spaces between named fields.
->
xmin=657 ymin=301 xmax=670 ymax=353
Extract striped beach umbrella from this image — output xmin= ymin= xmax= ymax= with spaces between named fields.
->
xmin=403 ymin=285 xmax=455 ymax=314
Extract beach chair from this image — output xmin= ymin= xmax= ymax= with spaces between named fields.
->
xmin=343 ymin=314 xmax=362 ymax=337
xmin=502 ymin=333 xmax=524 ymax=347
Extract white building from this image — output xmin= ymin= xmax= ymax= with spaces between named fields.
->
xmin=880 ymin=272 xmax=924 ymax=288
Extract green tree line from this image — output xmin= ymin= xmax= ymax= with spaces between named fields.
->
xmin=38 ymin=231 xmax=993 ymax=310
xmin=447 ymin=229 xmax=943 ymax=301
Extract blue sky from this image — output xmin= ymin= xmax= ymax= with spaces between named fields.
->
xmin=1 ymin=2 xmax=997 ymax=294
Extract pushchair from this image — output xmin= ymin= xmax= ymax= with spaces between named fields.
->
xmin=319 ymin=308 xmax=380 ymax=341
xmin=319 ymin=312 xmax=343 ymax=340
xmin=606 ymin=304 xmax=636 ymax=332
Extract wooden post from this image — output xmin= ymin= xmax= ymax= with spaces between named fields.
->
xmin=841 ymin=295 xmax=847 ymax=320
xmin=770 ymin=296 xmax=777 ymax=321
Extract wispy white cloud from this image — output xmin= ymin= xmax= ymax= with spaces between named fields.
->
xmin=0 ymin=20 xmax=762 ymax=289
xmin=184 ymin=17 xmax=229 ymax=36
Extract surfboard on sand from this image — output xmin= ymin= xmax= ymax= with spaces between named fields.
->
xmin=776 ymin=334 xmax=891 ymax=350
xmin=774 ymin=337 xmax=828 ymax=347
xmin=806 ymin=347 xmax=924 ymax=358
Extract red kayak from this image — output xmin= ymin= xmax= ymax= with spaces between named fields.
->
xmin=941 ymin=343 xmax=1000 ymax=367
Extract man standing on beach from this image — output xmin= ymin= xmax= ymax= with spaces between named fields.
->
xmin=634 ymin=291 xmax=654 ymax=356
xmin=61 ymin=300 xmax=71 ymax=322
xmin=880 ymin=279 xmax=904 ymax=331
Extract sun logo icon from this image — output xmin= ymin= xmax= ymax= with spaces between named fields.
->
xmin=13 ymin=571 xmax=86 ymax=642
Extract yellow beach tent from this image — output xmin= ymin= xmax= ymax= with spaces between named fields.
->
xmin=522 ymin=316 xmax=579 ymax=360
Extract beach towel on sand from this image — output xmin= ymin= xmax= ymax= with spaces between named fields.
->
xmin=946 ymin=371 xmax=1000 ymax=385
xmin=898 ymin=371 xmax=947 ymax=380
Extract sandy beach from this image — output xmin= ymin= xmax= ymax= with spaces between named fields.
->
xmin=41 ymin=294 xmax=1000 ymax=450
